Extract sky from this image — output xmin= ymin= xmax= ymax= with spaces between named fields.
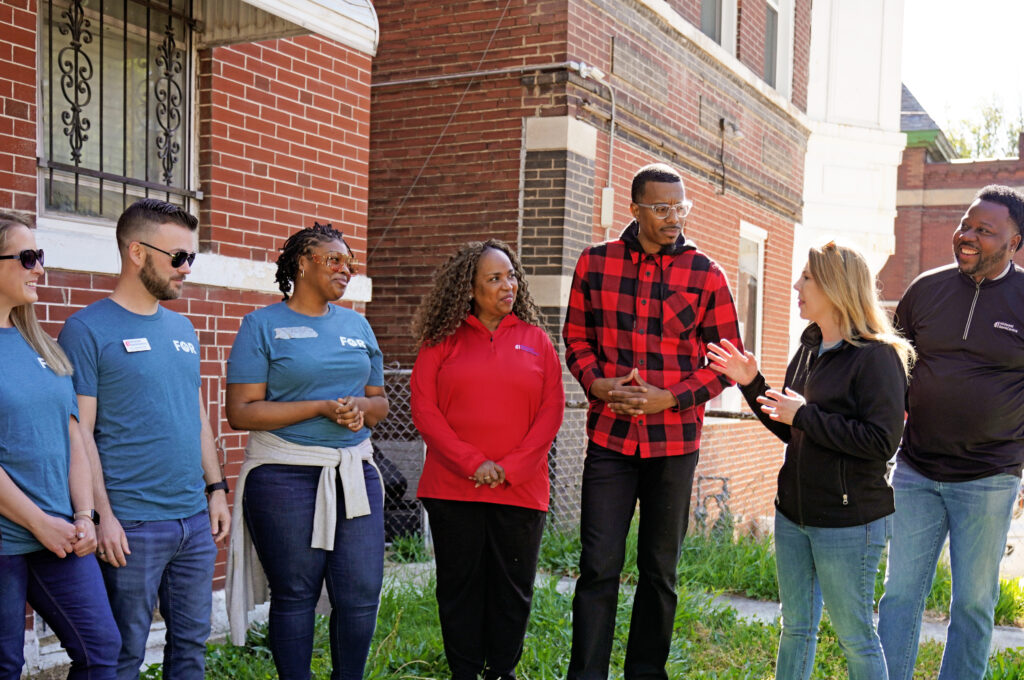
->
xmin=901 ymin=0 xmax=1024 ymax=131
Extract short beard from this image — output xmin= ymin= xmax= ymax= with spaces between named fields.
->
xmin=139 ymin=257 xmax=180 ymax=300
xmin=957 ymin=241 xmax=1010 ymax=279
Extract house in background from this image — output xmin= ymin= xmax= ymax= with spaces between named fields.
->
xmin=794 ymin=0 xmax=906 ymax=344
xmin=5 ymin=0 xmax=917 ymax=671
xmin=4 ymin=0 xmax=379 ymax=668
xmin=877 ymin=84 xmax=1024 ymax=303
xmin=367 ymin=0 xmax=815 ymax=536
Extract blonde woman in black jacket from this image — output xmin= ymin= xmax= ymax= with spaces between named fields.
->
xmin=707 ymin=242 xmax=914 ymax=680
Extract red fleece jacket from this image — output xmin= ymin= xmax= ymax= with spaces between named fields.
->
xmin=411 ymin=313 xmax=564 ymax=511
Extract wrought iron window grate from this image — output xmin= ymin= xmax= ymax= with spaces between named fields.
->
xmin=40 ymin=0 xmax=200 ymax=219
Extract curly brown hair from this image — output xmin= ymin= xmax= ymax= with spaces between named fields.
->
xmin=412 ymin=239 xmax=541 ymax=347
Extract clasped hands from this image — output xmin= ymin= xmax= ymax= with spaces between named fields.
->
xmin=471 ymin=460 xmax=505 ymax=488
xmin=589 ymin=368 xmax=677 ymax=416
xmin=330 ymin=396 xmax=365 ymax=431
xmin=706 ymin=339 xmax=805 ymax=425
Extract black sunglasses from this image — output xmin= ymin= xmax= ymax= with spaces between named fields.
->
xmin=139 ymin=241 xmax=196 ymax=268
xmin=0 ymin=248 xmax=44 ymax=270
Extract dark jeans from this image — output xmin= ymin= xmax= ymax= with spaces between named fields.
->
xmin=101 ymin=510 xmax=217 ymax=680
xmin=422 ymin=499 xmax=546 ymax=680
xmin=0 ymin=550 xmax=120 ymax=680
xmin=244 ymin=463 xmax=384 ymax=680
xmin=568 ymin=442 xmax=699 ymax=680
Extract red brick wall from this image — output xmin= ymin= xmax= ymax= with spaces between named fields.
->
xmin=4 ymin=4 xmax=374 ymax=634
xmin=199 ymin=36 xmax=372 ymax=266
xmin=790 ymin=0 xmax=810 ymax=112
xmin=879 ymin=146 xmax=1024 ymax=300
xmin=368 ymin=0 xmax=558 ymax=364
xmin=0 ymin=0 xmax=37 ymax=213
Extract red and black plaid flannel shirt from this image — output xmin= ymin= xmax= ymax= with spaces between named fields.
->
xmin=562 ymin=222 xmax=743 ymax=458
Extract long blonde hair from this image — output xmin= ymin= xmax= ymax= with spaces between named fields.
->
xmin=0 ymin=212 xmax=73 ymax=376
xmin=807 ymin=241 xmax=915 ymax=374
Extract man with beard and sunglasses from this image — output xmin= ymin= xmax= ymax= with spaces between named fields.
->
xmin=58 ymin=199 xmax=230 ymax=680
xmin=878 ymin=185 xmax=1024 ymax=680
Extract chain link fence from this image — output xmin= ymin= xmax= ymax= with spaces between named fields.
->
xmin=371 ymin=363 xmax=746 ymax=544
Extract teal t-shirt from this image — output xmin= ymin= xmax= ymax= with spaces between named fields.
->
xmin=58 ymin=298 xmax=206 ymax=521
xmin=0 ymin=327 xmax=77 ymax=555
xmin=227 ymin=302 xmax=384 ymax=448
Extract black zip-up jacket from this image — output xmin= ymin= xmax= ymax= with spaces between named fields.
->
xmin=740 ymin=324 xmax=907 ymax=527
xmin=895 ymin=263 xmax=1024 ymax=482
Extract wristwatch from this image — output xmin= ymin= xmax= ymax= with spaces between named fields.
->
xmin=74 ymin=509 xmax=100 ymax=525
xmin=205 ymin=479 xmax=229 ymax=495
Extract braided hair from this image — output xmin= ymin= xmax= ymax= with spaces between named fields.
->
xmin=412 ymin=239 xmax=541 ymax=348
xmin=275 ymin=221 xmax=348 ymax=300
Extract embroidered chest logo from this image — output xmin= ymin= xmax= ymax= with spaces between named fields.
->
xmin=993 ymin=321 xmax=1019 ymax=334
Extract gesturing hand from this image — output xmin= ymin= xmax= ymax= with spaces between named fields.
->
xmin=756 ymin=388 xmax=806 ymax=425
xmin=707 ymin=339 xmax=759 ymax=387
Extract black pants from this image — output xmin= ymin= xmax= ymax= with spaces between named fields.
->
xmin=567 ymin=442 xmax=699 ymax=680
xmin=423 ymin=499 xmax=546 ymax=680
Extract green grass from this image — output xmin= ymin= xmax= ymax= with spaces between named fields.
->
xmin=386 ymin=532 xmax=432 ymax=564
xmin=540 ymin=519 xmax=1024 ymax=626
xmin=184 ymin=578 xmax=1022 ymax=679
xmin=139 ymin=518 xmax=1024 ymax=679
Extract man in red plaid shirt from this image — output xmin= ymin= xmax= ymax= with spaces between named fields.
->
xmin=563 ymin=163 xmax=743 ymax=680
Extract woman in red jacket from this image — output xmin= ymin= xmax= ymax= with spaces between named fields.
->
xmin=410 ymin=239 xmax=564 ymax=680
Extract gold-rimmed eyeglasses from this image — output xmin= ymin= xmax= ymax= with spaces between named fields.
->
xmin=310 ymin=252 xmax=359 ymax=274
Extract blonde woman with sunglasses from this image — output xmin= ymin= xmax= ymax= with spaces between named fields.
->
xmin=708 ymin=242 xmax=914 ymax=680
xmin=0 ymin=213 xmax=119 ymax=679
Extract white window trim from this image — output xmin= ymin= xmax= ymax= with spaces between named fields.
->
xmin=707 ymin=220 xmax=767 ymax=420
xmin=773 ymin=0 xmax=795 ymax=100
xmin=739 ymin=220 xmax=767 ymax=359
xmin=721 ymin=0 xmax=738 ymax=57
xmin=35 ymin=214 xmax=373 ymax=301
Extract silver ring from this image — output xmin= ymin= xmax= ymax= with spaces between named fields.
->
xmin=77 ymin=532 xmax=85 ymax=539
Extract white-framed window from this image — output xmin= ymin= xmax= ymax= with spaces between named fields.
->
xmin=763 ymin=0 xmax=794 ymax=98
xmin=764 ymin=0 xmax=779 ymax=87
xmin=38 ymin=0 xmax=199 ymax=221
xmin=708 ymin=221 xmax=766 ymax=414
xmin=700 ymin=0 xmax=738 ymax=56
xmin=701 ymin=0 xmax=722 ymax=43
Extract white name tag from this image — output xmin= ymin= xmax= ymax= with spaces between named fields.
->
xmin=123 ymin=338 xmax=152 ymax=352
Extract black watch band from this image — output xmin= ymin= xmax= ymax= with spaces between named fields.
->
xmin=74 ymin=509 xmax=100 ymax=525
xmin=205 ymin=479 xmax=229 ymax=495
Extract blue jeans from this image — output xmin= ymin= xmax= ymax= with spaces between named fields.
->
xmin=0 ymin=550 xmax=120 ymax=680
xmin=878 ymin=462 xmax=1020 ymax=680
xmin=101 ymin=510 xmax=217 ymax=680
xmin=244 ymin=463 xmax=384 ymax=680
xmin=774 ymin=510 xmax=890 ymax=680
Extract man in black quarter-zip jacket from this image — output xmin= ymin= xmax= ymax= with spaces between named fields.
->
xmin=878 ymin=185 xmax=1024 ymax=680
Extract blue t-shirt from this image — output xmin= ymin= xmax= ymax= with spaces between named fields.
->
xmin=0 ymin=328 xmax=78 ymax=554
xmin=57 ymin=298 xmax=205 ymax=521
xmin=227 ymin=302 xmax=384 ymax=448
